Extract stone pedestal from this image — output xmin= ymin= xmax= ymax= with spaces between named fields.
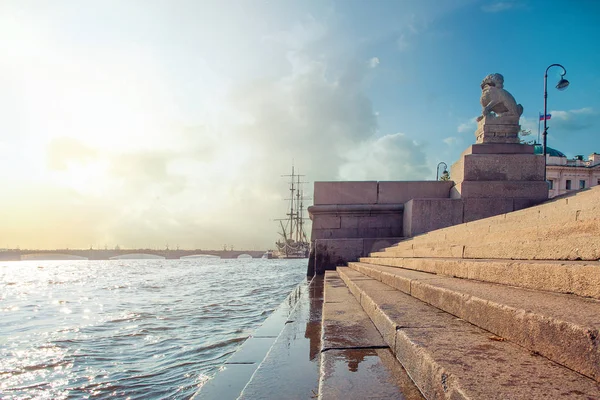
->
xmin=450 ymin=138 xmax=548 ymax=223
xmin=475 ymin=115 xmax=520 ymax=144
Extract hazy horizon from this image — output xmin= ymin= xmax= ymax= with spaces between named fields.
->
xmin=1 ymin=0 xmax=599 ymax=250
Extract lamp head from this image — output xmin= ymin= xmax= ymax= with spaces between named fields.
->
xmin=556 ymin=78 xmax=570 ymax=91
xmin=442 ymin=170 xmax=449 ymax=179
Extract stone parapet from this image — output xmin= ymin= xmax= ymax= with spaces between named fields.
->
xmin=377 ymin=181 xmax=453 ymax=204
xmin=312 ymin=181 xmax=453 ymax=205
xmin=309 ymin=204 xmax=404 ymax=240
xmin=309 ymin=180 xmax=453 ymax=273
xmin=313 ymin=181 xmax=379 ymax=205
xmin=451 ymin=180 xmax=548 ymax=199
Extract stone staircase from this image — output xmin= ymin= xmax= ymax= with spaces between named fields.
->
xmin=322 ymin=186 xmax=600 ymax=399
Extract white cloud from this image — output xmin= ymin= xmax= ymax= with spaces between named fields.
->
xmin=339 ymin=133 xmax=430 ymax=181
xmin=519 ymin=116 xmax=538 ymax=137
xmin=443 ymin=137 xmax=459 ymax=146
xmin=550 ymin=107 xmax=597 ymax=132
xmin=0 ymin=3 xmax=438 ymax=250
xmin=481 ymin=1 xmax=524 ymax=13
xmin=457 ymin=117 xmax=477 ymax=133
xmin=397 ymin=34 xmax=410 ymax=52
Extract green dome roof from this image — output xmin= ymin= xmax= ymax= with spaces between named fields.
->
xmin=533 ymin=144 xmax=566 ymax=157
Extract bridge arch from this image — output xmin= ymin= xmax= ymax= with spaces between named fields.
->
xmin=109 ymin=253 xmax=165 ymax=260
xmin=20 ymin=253 xmax=88 ymax=261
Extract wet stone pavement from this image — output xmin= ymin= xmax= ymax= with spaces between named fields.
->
xmin=195 ymin=276 xmax=323 ymax=399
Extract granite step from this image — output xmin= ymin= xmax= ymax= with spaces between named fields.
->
xmin=346 ymin=261 xmax=600 ymax=382
xmin=373 ymin=233 xmax=600 ymax=261
xmin=381 ymin=186 xmax=600 ymax=261
xmin=320 ymin=271 xmax=424 ymax=399
xmin=355 ymin=257 xmax=600 ymax=299
xmin=336 ymin=266 xmax=600 ymax=400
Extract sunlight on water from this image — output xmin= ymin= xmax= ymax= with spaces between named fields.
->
xmin=0 ymin=258 xmax=307 ymax=399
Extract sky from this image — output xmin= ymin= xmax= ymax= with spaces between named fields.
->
xmin=1 ymin=0 xmax=599 ymax=250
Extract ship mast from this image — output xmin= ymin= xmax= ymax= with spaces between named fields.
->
xmin=287 ymin=165 xmax=296 ymax=242
xmin=276 ymin=164 xmax=309 ymax=256
xmin=295 ymin=173 xmax=302 ymax=242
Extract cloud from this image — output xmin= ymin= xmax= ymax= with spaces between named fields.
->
xmin=481 ymin=1 xmax=524 ymax=13
xmin=457 ymin=117 xmax=477 ymax=133
xmin=0 ymin=5 xmax=436 ymax=250
xmin=443 ymin=136 xmax=459 ymax=146
xmin=549 ymin=107 xmax=597 ymax=132
xmin=397 ymin=34 xmax=410 ymax=52
xmin=518 ymin=116 xmax=538 ymax=137
xmin=339 ymin=133 xmax=430 ymax=181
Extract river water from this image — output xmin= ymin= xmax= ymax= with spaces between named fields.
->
xmin=0 ymin=258 xmax=308 ymax=399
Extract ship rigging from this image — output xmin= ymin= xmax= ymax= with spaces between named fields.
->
xmin=274 ymin=166 xmax=310 ymax=259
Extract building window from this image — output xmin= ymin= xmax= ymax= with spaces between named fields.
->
xmin=566 ymin=180 xmax=572 ymax=190
xmin=580 ymin=180 xmax=586 ymax=189
xmin=548 ymin=180 xmax=554 ymax=189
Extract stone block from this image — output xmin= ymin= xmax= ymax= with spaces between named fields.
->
xmin=453 ymin=180 xmax=548 ymax=199
xmin=460 ymin=154 xmax=545 ymax=181
xmin=312 ymin=215 xmax=341 ymax=229
xmin=339 ymin=215 xmax=360 ymax=229
xmin=313 ymin=239 xmax=365 ymax=274
xmin=449 ymin=158 xmax=464 ymax=185
xmin=363 ymin=238 xmax=403 ymax=254
xmin=461 ymin=143 xmax=536 ymax=155
xmin=474 ymin=117 xmax=520 ymax=144
xmin=403 ymin=199 xmax=463 ymax=237
xmin=462 ymin=198 xmax=514 ymax=223
xmin=513 ymin=197 xmax=543 ymax=211
xmin=377 ymin=181 xmax=453 ymax=204
xmin=313 ymin=181 xmax=378 ymax=205
xmin=314 ymin=227 xmax=363 ymax=239
xmin=356 ymin=227 xmax=380 ymax=237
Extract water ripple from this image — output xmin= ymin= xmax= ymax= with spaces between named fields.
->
xmin=0 ymin=258 xmax=306 ymax=399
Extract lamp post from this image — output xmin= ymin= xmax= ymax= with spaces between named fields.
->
xmin=436 ymin=162 xmax=448 ymax=181
xmin=543 ymin=64 xmax=569 ymax=181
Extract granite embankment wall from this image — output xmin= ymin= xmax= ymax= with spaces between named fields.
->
xmin=307 ymin=181 xmax=453 ymax=274
xmin=307 ymin=143 xmax=549 ymax=275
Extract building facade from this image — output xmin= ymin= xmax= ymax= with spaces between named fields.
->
xmin=540 ymin=147 xmax=600 ymax=198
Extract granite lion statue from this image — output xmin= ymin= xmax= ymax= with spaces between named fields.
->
xmin=476 ymin=73 xmax=523 ymax=122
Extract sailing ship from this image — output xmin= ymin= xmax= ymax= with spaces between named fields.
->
xmin=274 ymin=166 xmax=310 ymax=259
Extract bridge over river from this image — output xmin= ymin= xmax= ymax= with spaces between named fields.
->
xmin=0 ymin=249 xmax=267 ymax=261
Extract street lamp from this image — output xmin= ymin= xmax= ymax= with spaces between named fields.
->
xmin=436 ymin=162 xmax=448 ymax=181
xmin=543 ymin=64 xmax=569 ymax=181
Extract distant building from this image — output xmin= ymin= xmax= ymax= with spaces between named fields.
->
xmin=535 ymin=145 xmax=600 ymax=198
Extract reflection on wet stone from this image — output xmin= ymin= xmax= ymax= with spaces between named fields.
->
xmin=237 ymin=276 xmax=323 ymax=399
xmin=320 ymin=349 xmax=424 ymax=400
